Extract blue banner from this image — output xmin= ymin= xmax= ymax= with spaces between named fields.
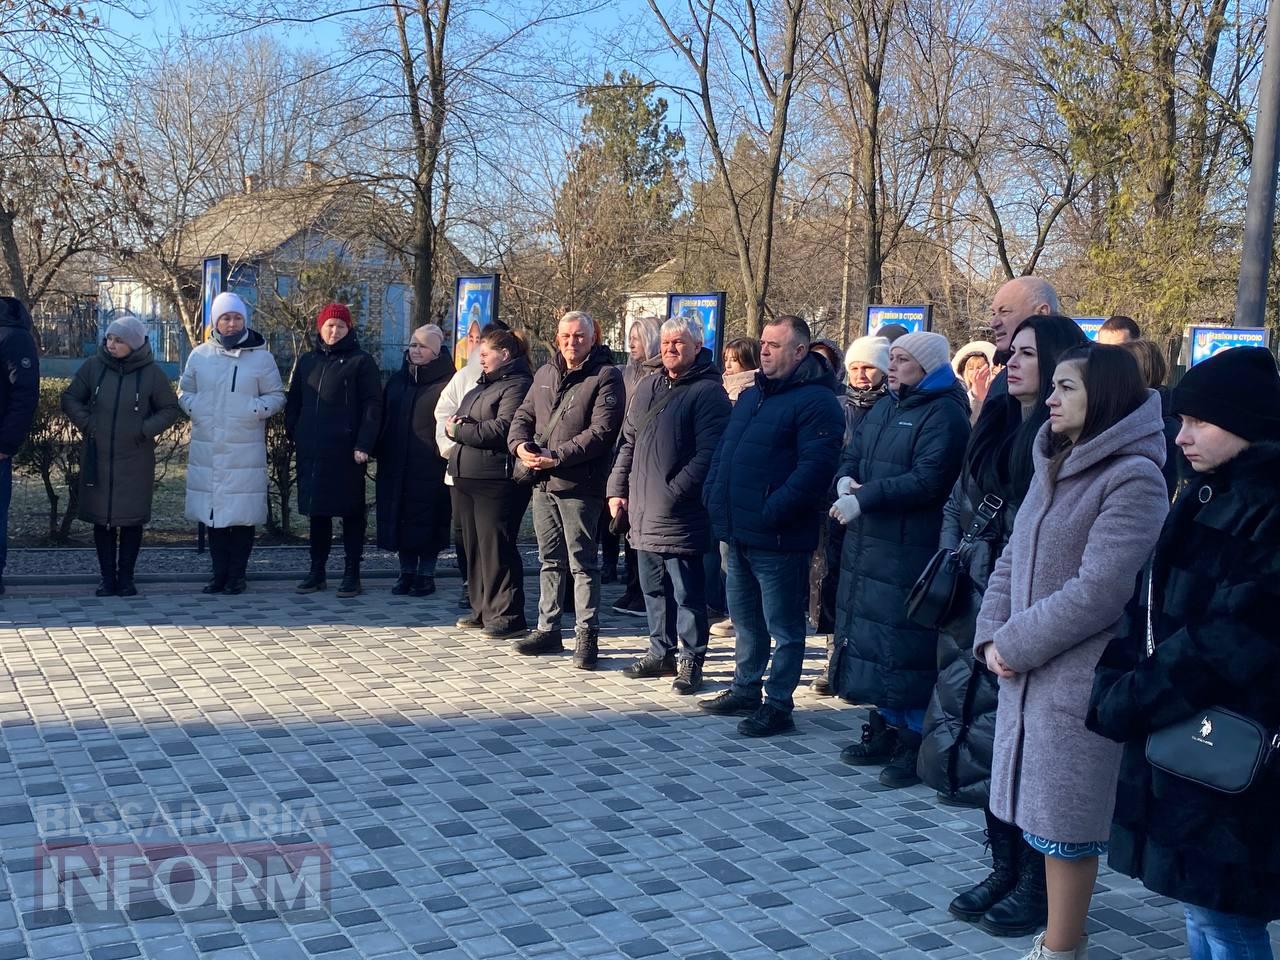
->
xmin=1073 ymin=317 xmax=1106 ymax=341
xmin=865 ymin=304 xmax=931 ymax=336
xmin=666 ymin=292 xmax=725 ymax=360
xmin=454 ymin=275 xmax=500 ymax=370
xmin=201 ymin=255 xmax=227 ymax=341
xmin=1187 ymin=326 xmax=1270 ymax=367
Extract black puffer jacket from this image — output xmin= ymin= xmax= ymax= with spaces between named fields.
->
xmin=1089 ymin=442 xmax=1280 ymax=919
xmin=830 ymin=367 xmax=971 ymax=709
xmin=606 ymin=348 xmax=731 ymax=555
xmin=450 ymin=356 xmax=534 ymax=481
xmin=917 ymin=477 xmax=1015 ymax=804
xmin=374 ymin=349 xmax=454 ymax=553
xmin=285 ymin=330 xmax=382 ymax=517
xmin=508 ymin=344 xmax=625 ymax=497
xmin=703 ymin=353 xmax=844 ymax=553
xmin=0 ymin=296 xmax=39 ymax=457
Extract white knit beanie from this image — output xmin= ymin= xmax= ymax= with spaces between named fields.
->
xmin=893 ymin=331 xmax=951 ymax=375
xmin=844 ymin=336 xmax=890 ymax=374
xmin=210 ymin=291 xmax=249 ymax=326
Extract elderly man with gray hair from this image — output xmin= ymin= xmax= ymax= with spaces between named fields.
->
xmin=509 ymin=311 xmax=625 ymax=667
xmin=607 ymin=316 xmax=731 ymax=694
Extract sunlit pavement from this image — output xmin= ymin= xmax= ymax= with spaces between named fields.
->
xmin=0 ymin=581 xmax=1271 ymax=960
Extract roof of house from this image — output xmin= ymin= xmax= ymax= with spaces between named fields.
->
xmin=177 ymin=180 xmax=477 ymax=274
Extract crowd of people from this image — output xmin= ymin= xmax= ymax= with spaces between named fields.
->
xmin=0 ymin=282 xmax=1276 ymax=960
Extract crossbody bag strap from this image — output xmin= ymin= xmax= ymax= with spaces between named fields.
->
xmin=956 ymin=493 xmax=1004 ymax=559
xmin=538 ymin=385 xmax=578 ymax=445
xmin=632 ymin=383 xmax=678 ymax=436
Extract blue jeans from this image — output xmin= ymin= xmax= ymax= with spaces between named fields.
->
xmin=704 ymin=541 xmax=728 ymax=616
xmin=637 ymin=551 xmax=708 ymax=661
xmin=879 ymin=707 xmax=926 ymax=734
xmin=0 ymin=457 xmax=11 ymax=576
xmin=1185 ymin=904 xmax=1274 ymax=960
xmin=725 ymin=540 xmax=810 ymax=712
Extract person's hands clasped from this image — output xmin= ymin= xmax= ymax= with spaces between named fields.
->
xmin=835 ymin=476 xmax=861 ymax=497
xmin=354 ymin=450 xmax=369 ymax=465
xmin=982 ymin=642 xmax=1016 ymax=679
xmin=518 ymin=442 xmax=556 ymax=471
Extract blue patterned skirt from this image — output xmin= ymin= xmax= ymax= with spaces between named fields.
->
xmin=1023 ymin=832 xmax=1107 ymax=861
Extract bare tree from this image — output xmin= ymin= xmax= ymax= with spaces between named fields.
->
xmin=646 ymin=0 xmax=810 ymax=336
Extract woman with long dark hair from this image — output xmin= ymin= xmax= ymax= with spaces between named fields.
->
xmin=975 ymin=344 xmax=1170 ymax=960
xmin=920 ymin=315 xmax=1087 ymax=936
xmin=446 ymin=326 xmax=534 ymax=639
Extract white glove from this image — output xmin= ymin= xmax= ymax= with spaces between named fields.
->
xmin=829 ymin=494 xmax=861 ymax=525
xmin=835 ymin=476 xmax=856 ymax=497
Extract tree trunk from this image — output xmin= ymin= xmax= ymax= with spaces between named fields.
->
xmin=839 ymin=154 xmax=858 ymax=345
xmin=0 ymin=206 xmax=31 ymax=307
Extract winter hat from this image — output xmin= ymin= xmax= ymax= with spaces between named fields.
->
xmin=875 ymin=323 xmax=910 ymax=342
xmin=951 ymin=340 xmax=996 ymax=375
xmin=210 ymin=291 xmax=248 ymax=327
xmin=413 ymin=323 xmax=444 ymax=352
xmin=1172 ymin=346 xmax=1280 ymax=442
xmin=893 ymin=331 xmax=951 ymax=375
xmin=844 ymin=336 xmax=890 ymax=374
xmin=316 ymin=302 xmax=352 ymax=331
xmin=105 ymin=314 xmax=147 ymax=351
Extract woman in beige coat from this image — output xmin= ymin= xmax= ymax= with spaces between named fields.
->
xmin=975 ymin=345 xmax=1170 ymax=960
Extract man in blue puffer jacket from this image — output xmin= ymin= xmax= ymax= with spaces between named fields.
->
xmin=700 ymin=314 xmax=844 ymax=737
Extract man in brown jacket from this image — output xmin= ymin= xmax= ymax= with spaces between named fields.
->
xmin=508 ymin=311 xmax=624 ymax=668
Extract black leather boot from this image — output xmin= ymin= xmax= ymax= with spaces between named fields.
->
xmin=296 ymin=563 xmax=326 ymax=593
xmin=949 ymin=809 xmax=1021 ymax=922
xmin=336 ymin=560 xmax=362 ymax=598
xmin=979 ymin=836 xmax=1048 ymax=937
xmin=840 ymin=709 xmax=897 ymax=765
xmin=391 ymin=570 xmax=414 ymax=595
xmin=410 ymin=575 xmax=436 ymax=597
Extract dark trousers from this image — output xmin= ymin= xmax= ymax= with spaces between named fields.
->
xmin=93 ymin=524 xmax=143 ymax=584
xmin=809 ymin=515 xmax=845 ymax=633
xmin=622 ymin=543 xmax=641 ymax=599
xmin=397 ymin=549 xmax=438 ymax=576
xmin=598 ymin=513 xmax=620 ymax=572
xmin=452 ymin=506 xmax=468 ymax=583
xmin=0 ymin=458 xmax=10 ymax=575
xmin=637 ymin=550 xmax=709 ymax=661
xmin=208 ymin=525 xmax=255 ymax=583
xmin=704 ymin=540 xmax=730 ymax=616
xmin=453 ymin=477 xmax=529 ymax=631
xmin=309 ymin=514 xmax=365 ymax=566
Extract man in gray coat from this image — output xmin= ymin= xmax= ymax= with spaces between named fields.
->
xmin=607 ymin=317 xmax=731 ymax=695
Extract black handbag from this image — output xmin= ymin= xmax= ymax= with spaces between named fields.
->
xmin=1143 ymin=570 xmax=1280 ymax=794
xmin=905 ymin=493 xmax=1003 ymax=629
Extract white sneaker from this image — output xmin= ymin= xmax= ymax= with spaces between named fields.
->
xmin=709 ymin=618 xmax=735 ymax=638
xmin=1019 ymin=932 xmax=1080 ymax=960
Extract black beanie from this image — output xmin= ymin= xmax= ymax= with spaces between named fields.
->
xmin=1172 ymin=346 xmax=1280 ymax=442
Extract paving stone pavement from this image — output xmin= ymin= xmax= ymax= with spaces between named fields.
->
xmin=0 ymin=581 xmax=1275 ymax=960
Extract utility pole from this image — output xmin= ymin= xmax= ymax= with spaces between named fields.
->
xmin=1235 ymin=0 xmax=1280 ymax=326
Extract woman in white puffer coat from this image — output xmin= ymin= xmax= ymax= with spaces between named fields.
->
xmin=179 ymin=292 xmax=286 ymax=594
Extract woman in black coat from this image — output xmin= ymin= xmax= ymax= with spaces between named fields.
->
xmin=809 ymin=335 xmax=890 ymax=694
xmin=1090 ymin=346 xmax=1280 ymax=959
xmin=285 ymin=303 xmax=382 ymax=598
xmin=918 ymin=315 xmax=1086 ymax=937
xmin=445 ymin=327 xmax=534 ymax=640
xmin=827 ymin=332 xmax=970 ymax=788
xmin=375 ymin=324 xmax=453 ymax=597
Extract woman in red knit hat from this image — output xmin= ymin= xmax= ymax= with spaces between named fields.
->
xmin=285 ymin=302 xmax=382 ymax=597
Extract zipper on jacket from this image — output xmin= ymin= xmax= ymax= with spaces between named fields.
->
xmin=230 ymin=366 xmax=238 ymax=393
xmin=106 ymin=370 xmax=125 ymax=526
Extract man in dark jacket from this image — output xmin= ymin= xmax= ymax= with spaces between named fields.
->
xmin=607 ymin=317 xmax=731 ymax=695
xmin=509 ymin=311 xmax=625 ymax=668
xmin=0 ymin=296 xmax=39 ymax=595
xmin=699 ymin=315 xmax=844 ymax=737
